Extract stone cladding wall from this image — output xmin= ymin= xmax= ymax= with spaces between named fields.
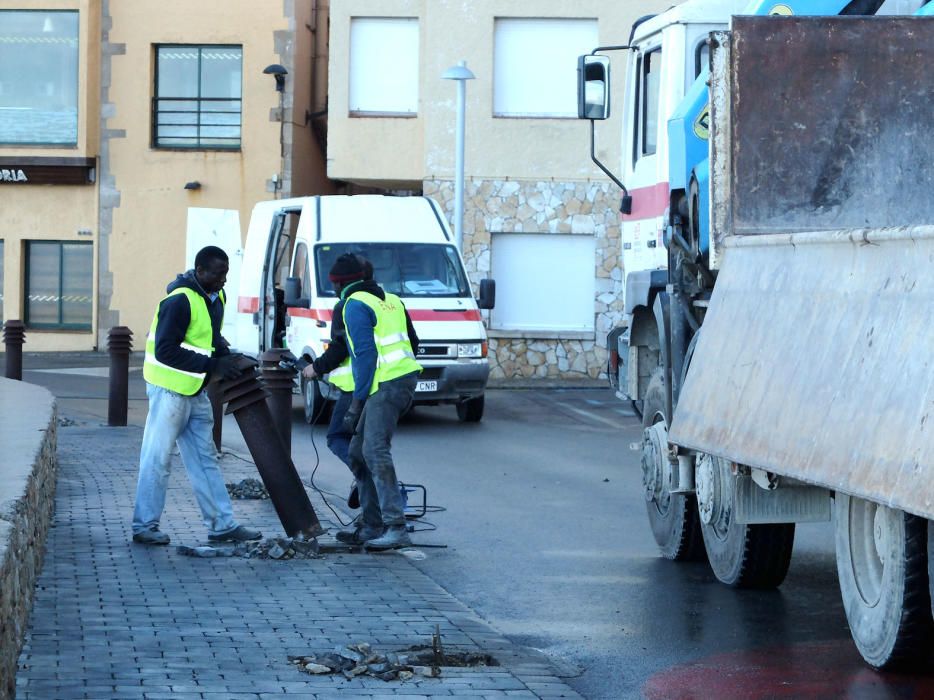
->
xmin=424 ymin=178 xmax=623 ymax=380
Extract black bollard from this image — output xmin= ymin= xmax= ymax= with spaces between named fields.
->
xmin=3 ymin=320 xmax=25 ymax=380
xmin=261 ymin=349 xmax=297 ymax=457
xmin=207 ymin=383 xmax=224 ymax=452
xmin=219 ymin=357 xmax=323 ymax=539
xmin=107 ymin=326 xmax=133 ymax=426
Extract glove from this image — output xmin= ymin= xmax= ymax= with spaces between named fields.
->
xmin=213 ymin=354 xmax=244 ymax=381
xmin=340 ymin=398 xmax=365 ymax=435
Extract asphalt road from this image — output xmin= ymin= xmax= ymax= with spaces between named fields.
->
xmin=21 ymin=357 xmax=934 ymax=699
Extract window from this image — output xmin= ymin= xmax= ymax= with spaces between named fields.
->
xmin=153 ymin=45 xmax=242 ymax=149
xmin=0 ymin=240 xmax=4 ymax=322
xmin=25 ymin=241 xmax=92 ymax=330
xmin=493 ymin=18 xmax=598 ymax=118
xmin=0 ymin=11 xmax=79 ymax=145
xmin=635 ymin=48 xmax=662 ymax=159
xmin=291 ymin=242 xmax=311 ymax=299
xmin=314 ymin=243 xmax=469 ymax=298
xmin=491 ymin=233 xmax=595 ymax=332
xmin=349 ymin=18 xmax=419 ymax=115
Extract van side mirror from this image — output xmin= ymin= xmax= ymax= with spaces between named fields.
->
xmin=577 ymin=55 xmax=610 ymax=120
xmin=478 ymin=278 xmax=496 ymax=310
xmin=284 ymin=276 xmax=310 ymax=308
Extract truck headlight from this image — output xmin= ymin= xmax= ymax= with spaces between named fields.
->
xmin=457 ymin=343 xmax=483 ymax=358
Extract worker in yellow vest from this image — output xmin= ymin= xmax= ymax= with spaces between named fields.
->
xmin=132 ymin=246 xmax=262 ymax=546
xmin=326 ymin=253 xmax=422 ymax=549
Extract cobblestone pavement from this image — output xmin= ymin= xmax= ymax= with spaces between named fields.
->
xmin=16 ymin=420 xmax=583 ymax=699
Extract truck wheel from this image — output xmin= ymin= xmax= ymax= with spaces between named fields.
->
xmin=835 ymin=494 xmax=932 ymax=670
xmin=456 ymin=395 xmax=484 ymax=422
xmin=642 ymin=370 xmax=704 ymax=560
xmin=696 ymin=455 xmax=794 ymax=588
xmin=302 ymin=376 xmax=328 ymax=425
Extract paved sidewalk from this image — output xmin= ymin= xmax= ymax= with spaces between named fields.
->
xmin=15 ymin=416 xmax=583 ymax=699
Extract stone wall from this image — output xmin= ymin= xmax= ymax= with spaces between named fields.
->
xmin=424 ymin=178 xmax=623 ymax=380
xmin=0 ymin=379 xmax=57 ymax=700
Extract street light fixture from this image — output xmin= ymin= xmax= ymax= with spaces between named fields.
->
xmin=263 ymin=64 xmax=289 ymax=196
xmin=442 ymin=61 xmax=475 ymax=252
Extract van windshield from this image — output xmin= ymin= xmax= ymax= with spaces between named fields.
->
xmin=314 ymin=243 xmax=471 ymax=298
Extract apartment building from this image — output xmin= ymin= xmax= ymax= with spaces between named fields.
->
xmin=0 ymin=0 xmax=333 ymax=350
xmin=326 ymin=0 xmax=673 ymax=380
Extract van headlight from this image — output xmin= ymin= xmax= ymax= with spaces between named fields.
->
xmin=457 ymin=343 xmax=483 ymax=358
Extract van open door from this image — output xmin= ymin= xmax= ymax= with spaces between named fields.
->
xmin=259 ymin=207 xmax=301 ymax=351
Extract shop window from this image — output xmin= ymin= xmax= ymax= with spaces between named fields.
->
xmin=153 ymin=45 xmax=242 ymax=149
xmin=25 ymin=241 xmax=92 ymax=330
xmin=490 ymin=233 xmax=595 ymax=332
xmin=0 ymin=10 xmax=79 ymax=145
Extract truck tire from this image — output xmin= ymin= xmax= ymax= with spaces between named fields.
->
xmin=835 ymin=494 xmax=932 ymax=670
xmin=642 ymin=369 xmax=704 ymax=561
xmin=456 ymin=395 xmax=484 ymax=422
xmin=302 ymin=375 xmax=329 ymax=425
xmin=697 ymin=456 xmax=795 ymax=588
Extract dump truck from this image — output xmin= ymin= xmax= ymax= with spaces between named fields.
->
xmin=578 ymin=0 xmax=934 ymax=669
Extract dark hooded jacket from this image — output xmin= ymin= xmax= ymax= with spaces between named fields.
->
xmin=152 ymin=270 xmax=230 ymax=377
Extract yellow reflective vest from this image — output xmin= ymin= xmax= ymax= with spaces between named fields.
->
xmin=343 ymin=291 xmax=422 ymax=396
xmin=143 ymin=287 xmax=221 ymax=395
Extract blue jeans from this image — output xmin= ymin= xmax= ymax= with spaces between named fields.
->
xmin=347 ymin=372 xmax=417 ymax=529
xmin=326 ymin=389 xmax=353 ymax=467
xmin=132 ymin=383 xmax=238 ymax=537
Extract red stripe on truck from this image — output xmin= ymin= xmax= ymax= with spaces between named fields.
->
xmin=622 ymin=181 xmax=670 ymax=220
xmin=238 ymin=296 xmax=259 ymax=313
xmin=287 ymin=307 xmax=482 ymax=322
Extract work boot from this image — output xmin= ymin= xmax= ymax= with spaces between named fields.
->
xmin=132 ymin=528 xmax=170 ymax=546
xmin=364 ymin=525 xmax=412 ymax=550
xmin=208 ymin=525 xmax=262 ymax=543
xmin=335 ymin=524 xmax=383 ymax=545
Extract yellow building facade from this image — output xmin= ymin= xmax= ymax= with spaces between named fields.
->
xmin=0 ymin=0 xmax=333 ymax=350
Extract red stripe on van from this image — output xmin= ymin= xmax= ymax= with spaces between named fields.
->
xmin=285 ymin=307 xmax=481 ymax=322
xmin=622 ymin=181 xmax=669 ymax=220
xmin=238 ymin=296 xmax=259 ymax=313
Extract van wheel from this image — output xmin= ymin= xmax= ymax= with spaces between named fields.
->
xmin=302 ymin=376 xmax=329 ymax=424
xmin=457 ymin=395 xmax=484 ymax=422
xmin=836 ymin=494 xmax=932 ymax=669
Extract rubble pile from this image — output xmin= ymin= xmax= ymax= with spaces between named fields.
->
xmin=289 ymin=643 xmax=439 ymax=682
xmin=177 ymin=536 xmax=320 ymax=559
xmin=288 ymin=634 xmax=498 ymax=682
xmin=226 ymin=478 xmax=269 ymax=499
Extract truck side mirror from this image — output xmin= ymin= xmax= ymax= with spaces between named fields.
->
xmin=577 ymin=55 xmax=610 ymax=120
xmin=478 ymin=278 xmax=496 ymax=310
xmin=284 ymin=276 xmax=310 ymax=308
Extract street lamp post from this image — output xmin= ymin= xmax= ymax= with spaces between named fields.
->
xmin=442 ymin=61 xmax=475 ymax=251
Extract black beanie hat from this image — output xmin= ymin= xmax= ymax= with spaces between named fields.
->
xmin=328 ymin=253 xmax=366 ymax=284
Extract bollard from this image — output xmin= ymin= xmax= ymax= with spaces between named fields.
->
xmin=219 ymin=357 xmax=324 ymax=539
xmin=207 ymin=383 xmax=224 ymax=452
xmin=261 ymin=349 xmax=297 ymax=457
xmin=3 ymin=320 xmax=25 ymax=380
xmin=107 ymin=326 xmax=133 ymax=426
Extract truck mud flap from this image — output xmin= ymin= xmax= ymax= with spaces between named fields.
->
xmin=668 ymin=231 xmax=934 ymax=521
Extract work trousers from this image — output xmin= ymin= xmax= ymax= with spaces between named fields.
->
xmin=132 ymin=383 xmax=238 ymax=537
xmin=347 ymin=372 xmax=417 ymax=529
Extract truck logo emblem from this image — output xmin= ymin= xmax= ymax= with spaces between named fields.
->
xmin=693 ymin=106 xmax=710 ymax=140
xmin=768 ymin=4 xmax=793 ymax=15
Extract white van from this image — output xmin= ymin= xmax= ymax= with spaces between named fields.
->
xmin=232 ymin=195 xmax=494 ymax=423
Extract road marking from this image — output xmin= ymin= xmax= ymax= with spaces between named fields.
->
xmin=27 ymin=367 xmax=142 ymax=377
xmin=563 ymin=404 xmax=626 ymax=429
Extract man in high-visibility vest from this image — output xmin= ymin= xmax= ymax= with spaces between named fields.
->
xmin=327 ymin=253 xmax=421 ymax=549
xmin=132 ymin=245 xmax=262 ymax=546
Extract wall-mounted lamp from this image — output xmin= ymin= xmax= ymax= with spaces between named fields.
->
xmin=183 ymin=181 xmax=201 ymax=191
xmin=263 ymin=63 xmax=288 ymax=92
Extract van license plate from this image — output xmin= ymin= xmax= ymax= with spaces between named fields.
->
xmin=416 ymin=380 xmax=438 ymax=392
